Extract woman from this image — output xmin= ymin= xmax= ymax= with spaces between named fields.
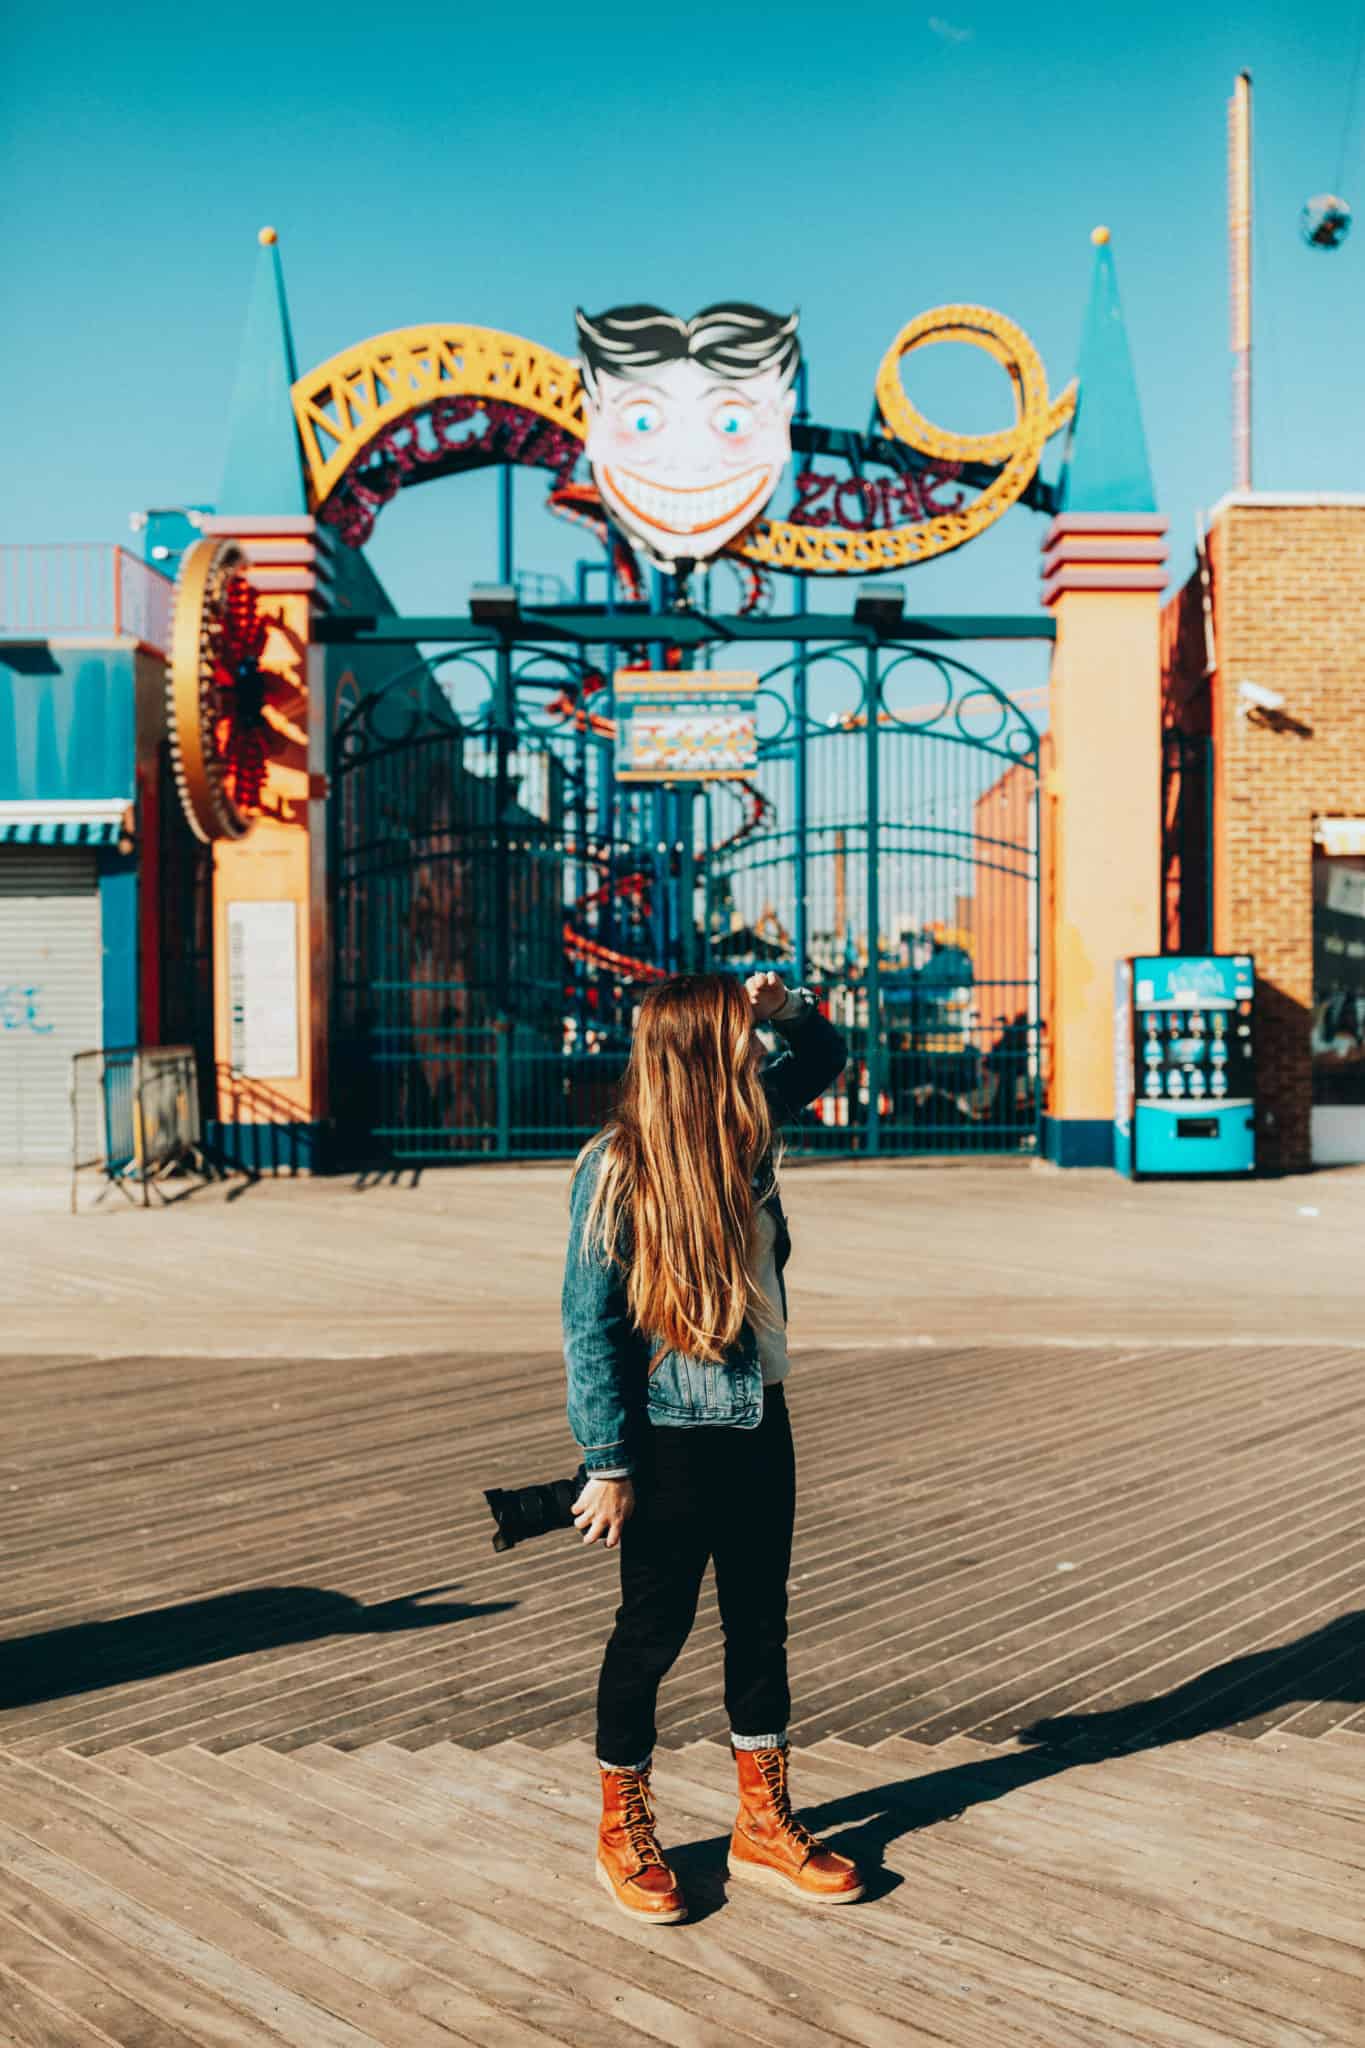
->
xmin=562 ymin=968 xmax=866 ymax=1923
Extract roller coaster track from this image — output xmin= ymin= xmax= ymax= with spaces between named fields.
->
xmin=292 ymin=306 xmax=1074 ymax=576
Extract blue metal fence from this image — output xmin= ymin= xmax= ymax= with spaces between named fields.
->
xmin=329 ymin=630 xmax=1040 ymax=1163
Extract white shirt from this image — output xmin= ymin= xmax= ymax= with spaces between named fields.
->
xmin=750 ymin=1204 xmax=791 ymax=1385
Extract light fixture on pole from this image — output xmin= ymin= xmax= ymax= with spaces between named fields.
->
xmin=470 ymin=583 xmax=520 ymax=624
xmin=852 ymin=582 xmax=906 ymax=631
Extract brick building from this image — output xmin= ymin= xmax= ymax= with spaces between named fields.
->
xmin=1163 ymin=495 xmax=1365 ymax=1172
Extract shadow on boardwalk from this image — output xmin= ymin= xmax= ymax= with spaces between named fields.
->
xmin=668 ymin=1611 xmax=1365 ymax=1915
xmin=0 ymin=1584 xmax=518 ymax=1711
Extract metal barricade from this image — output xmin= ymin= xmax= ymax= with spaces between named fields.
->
xmin=70 ymin=1046 xmax=203 ymax=1212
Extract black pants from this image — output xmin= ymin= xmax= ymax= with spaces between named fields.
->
xmin=595 ymin=1382 xmax=796 ymax=1766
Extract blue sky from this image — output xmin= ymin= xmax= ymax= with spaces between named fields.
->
xmin=5 ymin=0 xmax=1365 ymax=696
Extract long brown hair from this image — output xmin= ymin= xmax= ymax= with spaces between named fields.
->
xmin=576 ymin=972 xmax=779 ymax=1362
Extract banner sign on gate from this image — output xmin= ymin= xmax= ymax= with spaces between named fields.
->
xmin=614 ymin=671 xmax=759 ymax=782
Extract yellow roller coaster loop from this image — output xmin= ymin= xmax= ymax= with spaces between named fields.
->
xmin=741 ymin=304 xmax=1075 ymax=574
xmin=293 ymin=325 xmax=586 ymax=508
xmin=291 ymin=304 xmax=1075 ymax=575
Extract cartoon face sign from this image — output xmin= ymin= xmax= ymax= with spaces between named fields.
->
xmin=576 ymin=303 xmax=800 ymax=573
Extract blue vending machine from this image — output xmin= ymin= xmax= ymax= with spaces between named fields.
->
xmin=1114 ymin=955 xmax=1257 ymax=1177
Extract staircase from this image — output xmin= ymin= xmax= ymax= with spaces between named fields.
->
xmin=2 ymin=1727 xmax=1362 ymax=2046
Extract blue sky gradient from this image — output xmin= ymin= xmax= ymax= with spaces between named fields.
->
xmin=5 ymin=0 xmax=1364 ymax=674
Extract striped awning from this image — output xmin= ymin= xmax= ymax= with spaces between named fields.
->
xmin=0 ymin=799 xmax=129 ymax=846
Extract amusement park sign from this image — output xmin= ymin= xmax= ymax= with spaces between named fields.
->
xmin=292 ymin=300 xmax=1077 ymax=581
xmin=576 ymin=304 xmax=799 ymax=574
xmin=614 ymin=670 xmax=759 ymax=783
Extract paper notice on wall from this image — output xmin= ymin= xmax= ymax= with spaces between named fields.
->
xmin=1325 ymin=864 xmax=1365 ymax=921
xmin=228 ymin=901 xmax=300 ymax=1079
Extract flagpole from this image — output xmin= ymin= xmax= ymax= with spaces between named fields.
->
xmin=1229 ymin=69 xmax=1254 ymax=490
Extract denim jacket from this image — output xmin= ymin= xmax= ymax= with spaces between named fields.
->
xmin=562 ymin=993 xmax=848 ymax=1477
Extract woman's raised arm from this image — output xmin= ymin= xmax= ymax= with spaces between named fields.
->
xmin=750 ymin=979 xmax=849 ymax=1123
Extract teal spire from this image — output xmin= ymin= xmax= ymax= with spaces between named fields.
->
xmin=1057 ymin=229 xmax=1157 ymax=514
xmin=218 ymin=228 xmax=308 ymax=515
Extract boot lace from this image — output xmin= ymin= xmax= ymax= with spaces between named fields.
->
xmin=614 ymin=1772 xmax=666 ymax=1870
xmin=753 ymin=1746 xmax=821 ymax=1856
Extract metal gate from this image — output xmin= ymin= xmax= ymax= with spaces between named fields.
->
xmin=330 ymin=634 xmax=1039 ymax=1162
xmin=701 ymin=642 xmax=1040 ymax=1154
xmin=331 ymin=646 xmax=662 ymax=1161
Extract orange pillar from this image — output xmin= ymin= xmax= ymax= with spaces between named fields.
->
xmin=200 ymin=515 xmax=329 ymax=1170
xmin=1038 ymin=228 xmax=1168 ymax=1166
xmin=1041 ymin=517 xmax=1169 ymax=1162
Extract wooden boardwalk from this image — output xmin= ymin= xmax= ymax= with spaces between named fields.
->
xmin=1 ymin=1730 xmax=1362 ymax=2047
xmin=2 ymin=1337 xmax=1362 ymax=2043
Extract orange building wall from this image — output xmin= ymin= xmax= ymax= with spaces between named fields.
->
xmin=971 ymin=758 xmax=1036 ymax=1037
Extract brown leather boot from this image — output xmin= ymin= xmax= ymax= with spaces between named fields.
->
xmin=728 ymin=1743 xmax=865 ymax=1905
xmin=596 ymin=1764 xmax=687 ymax=1923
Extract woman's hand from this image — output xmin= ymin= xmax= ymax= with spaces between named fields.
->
xmin=572 ymin=1475 xmax=636 ymax=1548
xmin=745 ymin=970 xmax=788 ymax=1024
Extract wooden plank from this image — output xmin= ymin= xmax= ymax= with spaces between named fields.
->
xmin=221 ymin=1742 xmax=918 ymax=2048
xmin=0 ymin=1961 xmax=123 ymax=2048
xmin=787 ymin=1515 xmax=1365 ymax=1747
xmin=6 ymin=1334 xmax=1365 ymax=1763
xmin=660 ymin=1741 xmax=1361 ymax=2048
xmin=0 ymin=1755 xmax=522 ymax=2048
xmin=0 ymin=1850 xmax=373 ymax=2048
xmin=54 ymin=1744 xmax=790 ymax=2048
xmin=939 ymin=1739 xmax=1365 ymax=1856
xmin=892 ymin=1738 xmax=1361 ymax=1903
xmin=0 ymin=1910 xmax=215 ymax=2048
xmin=808 ymin=1738 xmax=1365 ymax=1986
xmin=506 ymin=1737 xmax=1257 ymax=2048
xmin=157 ymin=1741 xmax=858 ymax=2048
xmin=263 ymin=1740 xmax=897 ymax=2048
xmin=26 ymin=1749 xmax=650 ymax=2048
xmin=1100 ymin=1727 xmax=1365 ymax=1805
xmin=286 ymin=1739 xmax=1031 ymax=2048
xmin=844 ymin=1731 xmax=1365 ymax=1872
xmin=408 ymin=1738 xmax=1150 ymax=2048
xmin=804 ymin=1740 xmax=1365 ymax=2034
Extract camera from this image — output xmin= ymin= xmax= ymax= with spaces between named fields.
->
xmin=1236 ymin=678 xmax=1285 ymax=716
xmin=484 ymin=1462 xmax=589 ymax=1552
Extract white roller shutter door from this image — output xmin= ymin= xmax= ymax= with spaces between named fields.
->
xmin=0 ymin=850 xmax=102 ymax=1164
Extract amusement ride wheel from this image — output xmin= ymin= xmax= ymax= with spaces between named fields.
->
xmin=165 ymin=537 xmax=278 ymax=842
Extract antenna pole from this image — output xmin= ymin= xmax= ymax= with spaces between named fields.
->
xmin=1229 ymin=69 xmax=1254 ymax=490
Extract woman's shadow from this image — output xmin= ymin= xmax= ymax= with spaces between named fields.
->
xmin=0 ymin=1584 xmax=518 ymax=1713
xmin=669 ymin=1610 xmax=1365 ymax=1915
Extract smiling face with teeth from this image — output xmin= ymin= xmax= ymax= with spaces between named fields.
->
xmin=576 ymin=303 xmax=800 ymax=572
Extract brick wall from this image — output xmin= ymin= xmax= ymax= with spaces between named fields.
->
xmin=1165 ymin=500 xmax=1365 ymax=1172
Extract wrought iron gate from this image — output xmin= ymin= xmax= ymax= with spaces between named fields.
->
xmin=331 ymin=645 xmax=665 ymax=1161
xmin=701 ymin=642 xmax=1040 ymax=1154
xmin=329 ymin=635 xmax=1040 ymax=1162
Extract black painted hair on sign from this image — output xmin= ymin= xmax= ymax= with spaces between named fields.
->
xmin=575 ymin=303 xmax=800 ymax=398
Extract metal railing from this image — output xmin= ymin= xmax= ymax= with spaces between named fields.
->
xmin=0 ymin=545 xmax=175 ymax=651
xmin=71 ymin=1046 xmax=203 ymax=1211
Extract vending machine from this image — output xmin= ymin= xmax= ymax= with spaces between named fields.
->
xmin=1114 ymin=955 xmax=1256 ymax=1177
